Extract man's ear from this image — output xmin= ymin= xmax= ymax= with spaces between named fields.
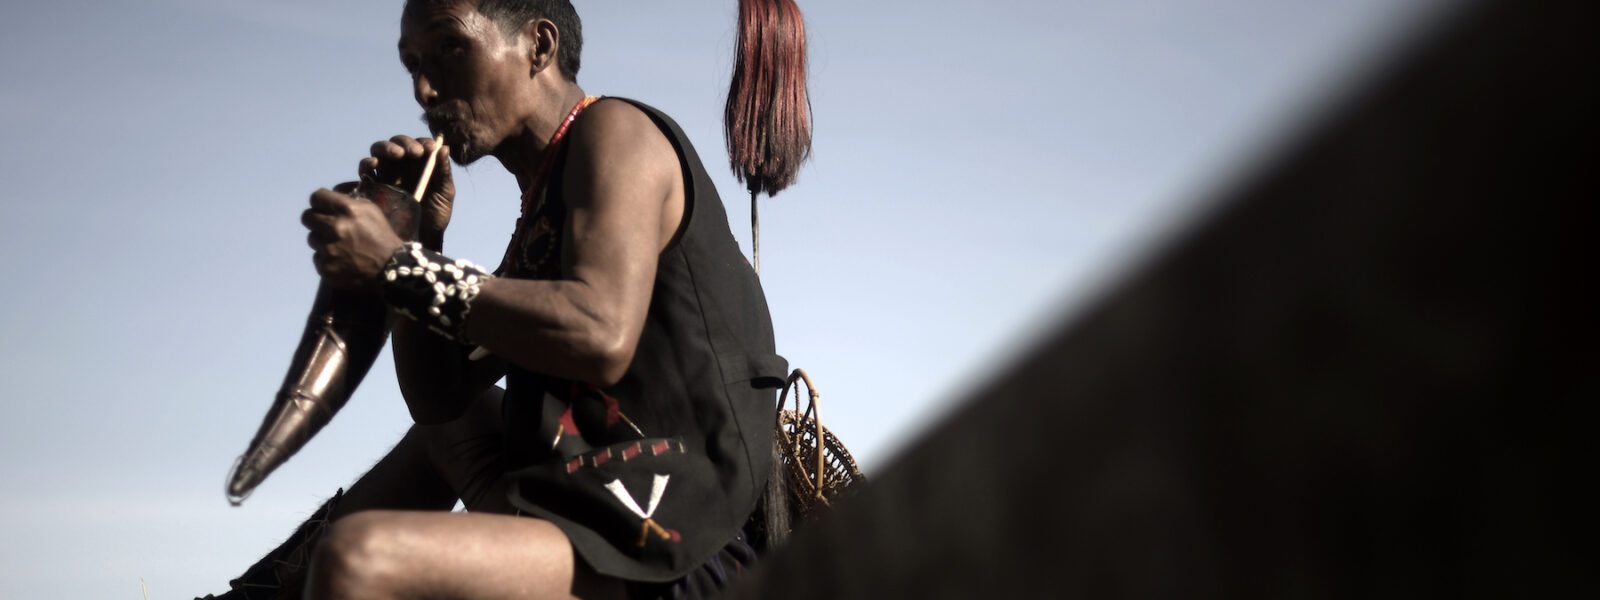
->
xmin=523 ymin=18 xmax=560 ymax=77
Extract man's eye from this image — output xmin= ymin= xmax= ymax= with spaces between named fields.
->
xmin=443 ymin=40 xmax=468 ymax=56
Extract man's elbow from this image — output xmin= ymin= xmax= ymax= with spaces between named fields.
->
xmin=585 ymin=332 xmax=637 ymax=388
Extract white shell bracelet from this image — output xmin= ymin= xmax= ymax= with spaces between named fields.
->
xmin=380 ymin=242 xmax=493 ymax=343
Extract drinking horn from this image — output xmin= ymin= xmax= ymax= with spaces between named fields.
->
xmin=226 ymin=178 xmax=420 ymax=504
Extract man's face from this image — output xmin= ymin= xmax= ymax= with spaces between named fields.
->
xmin=399 ymin=1 xmax=532 ymax=165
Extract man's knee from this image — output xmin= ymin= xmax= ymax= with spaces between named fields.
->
xmin=416 ymin=387 xmax=503 ymax=458
xmin=414 ymin=387 xmax=509 ymax=510
xmin=308 ymin=511 xmax=404 ymax=597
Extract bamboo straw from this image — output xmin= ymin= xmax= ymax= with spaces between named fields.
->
xmin=414 ymin=135 xmax=445 ymax=202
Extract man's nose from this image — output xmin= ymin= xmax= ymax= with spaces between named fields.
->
xmin=413 ymin=72 xmax=439 ymax=107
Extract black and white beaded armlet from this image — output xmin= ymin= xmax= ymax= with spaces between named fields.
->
xmin=380 ymin=242 xmax=494 ymax=342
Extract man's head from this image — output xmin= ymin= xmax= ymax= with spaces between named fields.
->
xmin=415 ymin=0 xmax=582 ymax=81
xmin=399 ymin=0 xmax=583 ymax=164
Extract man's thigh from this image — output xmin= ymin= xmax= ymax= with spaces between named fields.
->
xmin=312 ymin=510 xmax=626 ymax=600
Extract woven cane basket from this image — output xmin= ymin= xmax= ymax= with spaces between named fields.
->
xmin=775 ymin=368 xmax=865 ymax=521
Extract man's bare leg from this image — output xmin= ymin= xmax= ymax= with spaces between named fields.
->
xmin=330 ymin=429 xmax=456 ymax=517
xmin=306 ymin=511 xmax=626 ymax=600
xmin=337 ymin=383 xmax=523 ymax=507
xmin=307 ymin=386 xmax=626 ymax=599
xmin=337 ymin=385 xmax=511 ymax=517
xmin=305 ymin=387 xmax=627 ymax=599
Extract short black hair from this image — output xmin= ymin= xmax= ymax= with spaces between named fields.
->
xmin=407 ymin=0 xmax=583 ymax=81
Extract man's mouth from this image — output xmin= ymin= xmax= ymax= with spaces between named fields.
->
xmin=434 ymin=122 xmax=483 ymax=164
xmin=422 ymin=105 xmax=469 ymax=141
xmin=422 ymin=105 xmax=485 ymax=163
xmin=427 ymin=119 xmax=460 ymax=141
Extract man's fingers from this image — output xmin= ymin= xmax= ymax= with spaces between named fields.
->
xmin=301 ymin=207 xmax=338 ymax=236
xmin=390 ymin=135 xmax=425 ymax=158
xmin=372 ymin=139 xmax=406 ymax=161
xmin=358 ymin=156 xmax=380 ymax=178
xmin=311 ymin=251 xmax=346 ymax=279
xmin=309 ymin=188 xmax=355 ymax=214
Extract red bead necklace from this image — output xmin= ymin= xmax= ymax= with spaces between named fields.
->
xmin=522 ymin=95 xmax=600 ymax=216
xmin=503 ymin=95 xmax=599 ymax=275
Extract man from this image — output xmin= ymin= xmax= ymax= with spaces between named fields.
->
xmin=208 ymin=0 xmax=809 ymax=597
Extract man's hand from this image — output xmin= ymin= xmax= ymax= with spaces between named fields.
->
xmin=360 ymin=135 xmax=455 ymax=244
xmin=302 ymin=187 xmax=406 ymax=290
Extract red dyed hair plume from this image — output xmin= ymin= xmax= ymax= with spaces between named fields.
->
xmin=724 ymin=0 xmax=812 ymax=198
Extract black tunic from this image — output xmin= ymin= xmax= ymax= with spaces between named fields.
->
xmin=497 ymin=97 xmax=786 ymax=582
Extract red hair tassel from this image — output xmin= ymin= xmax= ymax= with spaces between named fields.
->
xmin=724 ymin=0 xmax=812 ymax=198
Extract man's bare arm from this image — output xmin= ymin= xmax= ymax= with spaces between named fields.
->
xmin=349 ymin=135 xmax=505 ymax=424
xmin=461 ymin=99 xmax=683 ymax=387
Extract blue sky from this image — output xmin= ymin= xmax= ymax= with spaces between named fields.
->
xmin=0 ymin=0 xmax=1448 ymax=596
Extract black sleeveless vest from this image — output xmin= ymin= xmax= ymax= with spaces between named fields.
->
xmin=498 ymin=97 xmax=787 ymax=582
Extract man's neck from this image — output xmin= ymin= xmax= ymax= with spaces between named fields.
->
xmin=493 ymin=83 xmax=589 ymax=191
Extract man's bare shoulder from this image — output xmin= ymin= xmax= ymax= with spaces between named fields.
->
xmin=566 ymin=99 xmax=674 ymax=168
xmin=561 ymin=97 xmax=680 ymax=214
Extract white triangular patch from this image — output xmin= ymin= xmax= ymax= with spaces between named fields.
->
xmin=604 ymin=474 xmax=671 ymax=519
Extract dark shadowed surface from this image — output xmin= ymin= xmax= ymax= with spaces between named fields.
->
xmin=727 ymin=0 xmax=1596 ymax=597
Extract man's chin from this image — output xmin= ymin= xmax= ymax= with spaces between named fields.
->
xmin=451 ymin=143 xmax=488 ymax=166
